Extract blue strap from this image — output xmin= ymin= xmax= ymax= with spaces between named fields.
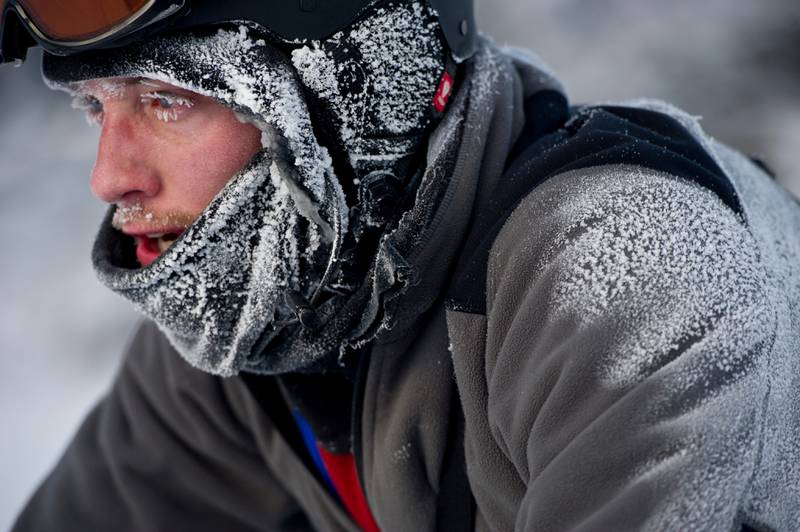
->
xmin=293 ymin=408 xmax=339 ymax=496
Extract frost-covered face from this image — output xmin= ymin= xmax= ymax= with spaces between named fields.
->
xmin=74 ymin=76 xmax=262 ymax=266
xmin=45 ymin=28 xmax=352 ymax=376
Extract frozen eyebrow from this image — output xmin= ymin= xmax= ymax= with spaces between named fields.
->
xmin=140 ymin=91 xmax=196 ymax=107
xmin=96 ymin=79 xmax=130 ymax=99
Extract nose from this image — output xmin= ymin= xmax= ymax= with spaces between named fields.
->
xmin=90 ymin=109 xmax=161 ymax=204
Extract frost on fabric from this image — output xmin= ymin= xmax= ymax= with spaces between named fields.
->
xmin=507 ymin=164 xmax=785 ymax=528
xmin=51 ymin=26 xmax=349 ymax=376
xmin=386 ymin=42 xmax=514 ymax=264
xmin=544 ymin=167 xmax=769 ymax=391
xmin=391 ymin=443 xmax=413 ymax=464
xmin=290 ymin=1 xmax=445 ymax=172
xmin=95 ymin=155 xmax=308 ymax=377
xmin=539 ymin=105 xmax=800 ymax=530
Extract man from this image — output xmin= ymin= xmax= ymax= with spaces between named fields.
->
xmin=4 ymin=0 xmax=800 ymax=530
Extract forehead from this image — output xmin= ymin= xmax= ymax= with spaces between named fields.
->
xmin=73 ymin=77 xmax=194 ymax=99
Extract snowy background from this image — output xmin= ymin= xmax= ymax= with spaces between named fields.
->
xmin=1 ymin=0 xmax=798 ymax=528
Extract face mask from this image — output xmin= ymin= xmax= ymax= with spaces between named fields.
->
xmin=94 ymin=140 xmax=351 ymax=375
xmin=291 ymin=0 xmax=447 ymax=177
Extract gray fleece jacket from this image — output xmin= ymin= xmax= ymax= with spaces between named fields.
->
xmin=14 ymin=44 xmax=800 ymax=532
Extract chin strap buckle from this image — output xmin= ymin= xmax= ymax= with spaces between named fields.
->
xmin=285 ymin=290 xmax=324 ymax=331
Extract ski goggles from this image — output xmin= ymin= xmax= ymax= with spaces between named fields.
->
xmin=0 ymin=0 xmax=475 ymax=65
xmin=1 ymin=0 xmax=180 ymax=62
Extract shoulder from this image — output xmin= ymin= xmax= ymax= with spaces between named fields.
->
xmin=490 ymin=164 xmax=762 ymax=315
xmin=483 ymin=163 xmax=778 ymax=392
xmin=447 ymin=99 xmax=748 ymax=314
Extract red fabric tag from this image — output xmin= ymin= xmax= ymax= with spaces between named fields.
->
xmin=433 ymin=71 xmax=454 ymax=113
xmin=317 ymin=446 xmax=381 ymax=532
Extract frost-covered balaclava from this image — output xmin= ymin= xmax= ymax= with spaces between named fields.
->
xmin=42 ymin=1 xmax=449 ymax=377
xmin=291 ymin=0 xmax=447 ymax=180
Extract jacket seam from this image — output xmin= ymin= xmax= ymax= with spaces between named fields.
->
xmin=731 ymin=296 xmax=779 ymax=531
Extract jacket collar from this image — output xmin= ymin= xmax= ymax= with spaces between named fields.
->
xmin=349 ymin=41 xmax=567 ymax=346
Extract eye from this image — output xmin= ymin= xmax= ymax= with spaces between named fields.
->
xmin=71 ymin=95 xmax=104 ymax=125
xmin=140 ymin=91 xmax=195 ymax=123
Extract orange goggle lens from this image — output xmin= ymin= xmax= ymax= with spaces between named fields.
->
xmin=21 ymin=0 xmax=151 ymax=42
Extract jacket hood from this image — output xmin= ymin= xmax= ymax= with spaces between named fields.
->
xmin=43 ymin=25 xmax=350 ymax=376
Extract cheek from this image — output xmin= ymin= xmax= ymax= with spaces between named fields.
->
xmin=164 ymin=117 xmax=263 ymax=212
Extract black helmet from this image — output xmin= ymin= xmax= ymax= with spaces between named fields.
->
xmin=0 ymin=0 xmax=476 ymax=64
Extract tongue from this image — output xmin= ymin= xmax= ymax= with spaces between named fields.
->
xmin=136 ymin=236 xmax=161 ymax=267
xmin=135 ymin=232 xmax=185 ymax=267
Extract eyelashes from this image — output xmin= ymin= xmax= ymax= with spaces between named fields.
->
xmin=70 ymin=90 xmax=196 ymax=125
xmin=139 ymin=91 xmax=196 ymax=122
xmin=71 ymin=94 xmax=105 ymax=125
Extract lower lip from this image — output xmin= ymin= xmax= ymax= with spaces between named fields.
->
xmin=136 ymin=237 xmax=162 ymax=267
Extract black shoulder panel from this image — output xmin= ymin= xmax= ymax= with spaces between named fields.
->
xmin=446 ymin=101 xmax=743 ymax=314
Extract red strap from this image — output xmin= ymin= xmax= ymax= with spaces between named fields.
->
xmin=317 ymin=446 xmax=381 ymax=532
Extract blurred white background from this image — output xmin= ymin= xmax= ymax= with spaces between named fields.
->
xmin=1 ymin=0 xmax=799 ymax=528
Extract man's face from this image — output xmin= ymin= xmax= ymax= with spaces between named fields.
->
xmin=73 ymin=77 xmax=263 ymax=267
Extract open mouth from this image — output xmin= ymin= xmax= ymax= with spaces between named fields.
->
xmin=135 ymin=231 xmax=183 ymax=267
